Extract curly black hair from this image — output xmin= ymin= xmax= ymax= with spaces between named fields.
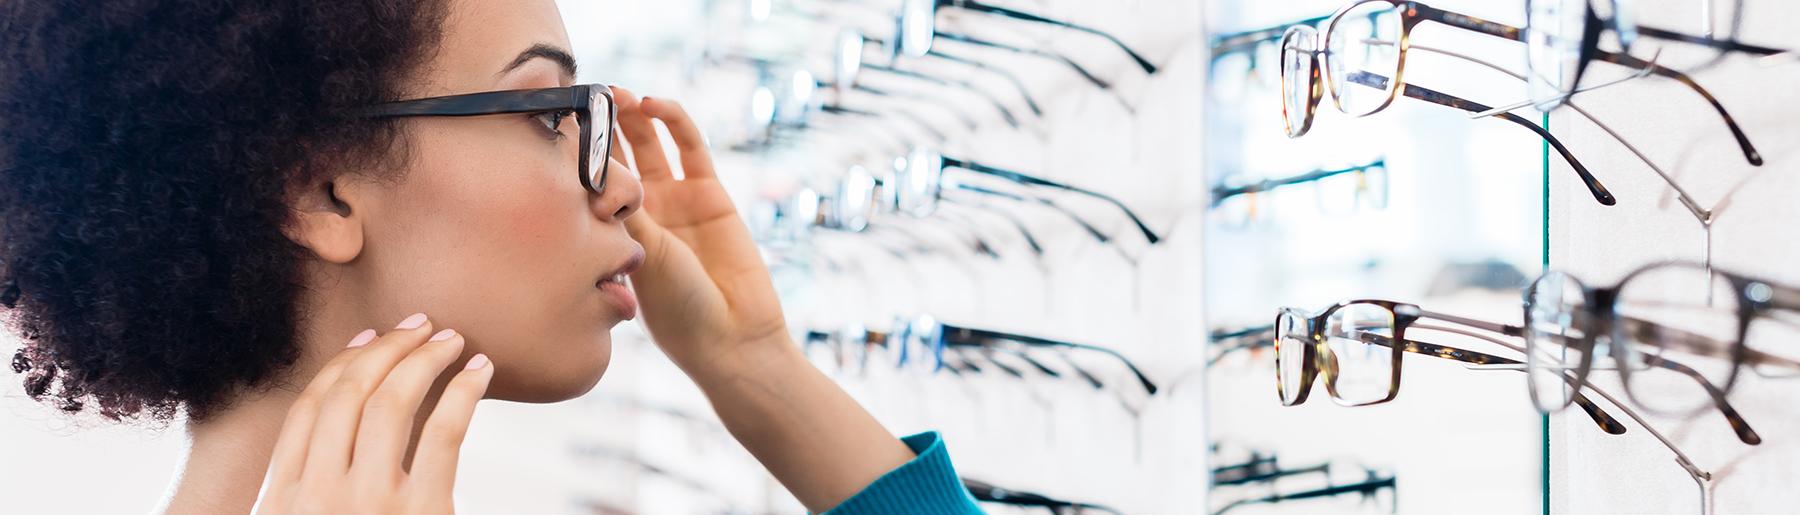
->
xmin=0 ymin=1 xmax=448 ymax=421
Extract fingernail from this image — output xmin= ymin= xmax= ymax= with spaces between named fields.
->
xmin=429 ymin=329 xmax=457 ymax=342
xmin=396 ymin=313 xmax=428 ymax=330
xmin=347 ymin=329 xmax=377 ymax=348
xmin=465 ymin=354 xmax=490 ymax=370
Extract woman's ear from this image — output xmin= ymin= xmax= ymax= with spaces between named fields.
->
xmin=283 ymin=176 xmax=367 ymax=264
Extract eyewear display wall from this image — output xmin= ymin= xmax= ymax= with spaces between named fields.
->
xmin=16 ymin=1 xmax=1800 ymax=514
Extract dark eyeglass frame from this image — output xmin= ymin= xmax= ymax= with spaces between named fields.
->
xmin=1211 ymin=157 xmax=1388 ymax=207
xmin=1276 ymin=300 xmax=1630 ymax=435
xmin=1517 ymin=262 xmax=1800 ymax=425
xmin=1213 ymin=469 xmax=1397 ymax=515
xmin=903 ymin=320 xmax=1159 ymax=395
xmin=963 ymin=478 xmax=1124 ymax=514
xmin=908 ymin=0 xmax=1158 ymax=75
xmin=1528 ymin=0 xmax=1789 ymax=136
xmin=355 ymin=84 xmax=617 ymax=195
xmin=1280 ymin=24 xmax=1617 ymax=206
xmin=936 ymin=152 xmax=1163 ymax=245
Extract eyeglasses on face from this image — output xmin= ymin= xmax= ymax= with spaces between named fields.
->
xmin=354 ymin=84 xmax=617 ymax=195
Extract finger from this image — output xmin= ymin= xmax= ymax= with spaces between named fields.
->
xmin=301 ymin=313 xmax=437 ymax=480
xmin=640 ymin=97 xmax=716 ymax=179
xmin=611 ymin=86 xmax=672 ymax=182
xmin=409 ymin=353 xmax=495 ymax=494
xmin=608 ymin=117 xmax=629 ymax=167
xmin=265 ymin=329 xmax=377 ymax=486
xmin=349 ymin=327 xmax=469 ymax=480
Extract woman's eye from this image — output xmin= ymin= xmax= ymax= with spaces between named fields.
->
xmin=532 ymin=110 xmax=573 ymax=137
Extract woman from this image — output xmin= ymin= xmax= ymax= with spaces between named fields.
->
xmin=0 ymin=0 xmax=981 ymax=513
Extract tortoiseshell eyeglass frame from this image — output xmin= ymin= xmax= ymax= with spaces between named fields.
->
xmin=354 ymin=84 xmax=617 ymax=195
xmin=1321 ymin=0 xmax=1762 ymax=165
xmin=1276 ymin=300 xmax=1630 ymax=436
xmin=1279 ymin=22 xmax=1616 ymax=206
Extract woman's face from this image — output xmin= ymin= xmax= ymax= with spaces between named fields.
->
xmin=350 ymin=0 xmax=643 ymax=403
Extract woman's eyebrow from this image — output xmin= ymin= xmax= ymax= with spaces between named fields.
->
xmin=500 ymin=43 xmax=577 ymax=80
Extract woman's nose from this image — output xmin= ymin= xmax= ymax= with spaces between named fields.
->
xmin=589 ymin=156 xmax=643 ymax=223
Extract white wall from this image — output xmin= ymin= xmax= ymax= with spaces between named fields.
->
xmin=1548 ymin=1 xmax=1800 ymax=514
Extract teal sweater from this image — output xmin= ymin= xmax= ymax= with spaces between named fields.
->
xmin=822 ymin=432 xmax=985 ymax=514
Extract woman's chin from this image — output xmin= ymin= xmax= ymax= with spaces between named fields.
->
xmin=485 ymin=337 xmax=611 ymax=403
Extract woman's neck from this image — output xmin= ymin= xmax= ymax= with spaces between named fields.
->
xmin=157 ymin=295 xmax=359 ymax=515
xmin=156 ymin=384 xmax=303 ymax=515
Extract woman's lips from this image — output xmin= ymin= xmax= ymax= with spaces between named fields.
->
xmin=596 ymin=246 xmax=645 ymax=321
xmin=597 ymin=278 xmax=637 ymax=321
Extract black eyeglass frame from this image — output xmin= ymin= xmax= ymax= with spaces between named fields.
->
xmin=355 ymin=84 xmax=618 ymax=195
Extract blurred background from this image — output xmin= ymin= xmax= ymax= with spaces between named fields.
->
xmin=4 ymin=0 xmax=1797 ymax=513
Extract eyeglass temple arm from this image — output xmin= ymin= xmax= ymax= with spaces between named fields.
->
xmin=949 ymin=182 xmax=1116 ymax=245
xmin=1212 ymin=475 xmax=1396 ymax=515
xmin=1212 ymin=159 xmax=1386 ymax=204
xmin=1605 ymin=319 xmax=1772 ymax=444
xmin=1405 ymin=319 xmax=1762 ymax=445
xmin=987 ymin=345 xmax=1064 ymax=378
xmin=1216 ymin=462 xmax=1330 ymax=487
xmin=1414 ymin=4 xmax=1764 ymax=167
xmin=1591 ymin=51 xmax=1761 ymax=165
xmin=963 ymin=478 xmax=1125 ymax=514
xmin=1397 ymin=325 xmax=1717 ymax=486
xmin=1619 ymin=315 xmax=1800 ymax=373
xmin=1212 ymin=324 xmax=1276 ymax=342
xmin=839 ymin=82 xmax=983 ymax=132
xmin=1775 ymin=283 xmax=1800 ymax=312
xmin=952 ymin=0 xmax=1158 ymax=74
xmin=1411 ymin=3 xmax=1522 ymax=42
xmin=935 ymin=31 xmax=1113 ymax=90
xmin=1633 ymin=25 xmax=1789 ymax=56
xmin=925 ymin=48 xmax=1044 ymax=116
xmin=1359 ymin=332 xmax=1627 ymax=434
xmin=1415 ymin=308 xmax=1523 ymax=337
xmin=1208 ymin=15 xmax=1333 ymax=58
xmin=944 ymin=157 xmax=1164 ymax=244
xmin=949 ymin=326 xmax=1159 ymax=394
xmin=943 ymin=197 xmax=1046 ymax=256
xmin=1211 ymin=453 xmax=1278 ymax=477
xmin=1349 ymin=71 xmax=1616 ymax=206
xmin=353 ymin=87 xmax=584 ymax=117
xmin=859 ymin=63 xmax=1022 ymax=128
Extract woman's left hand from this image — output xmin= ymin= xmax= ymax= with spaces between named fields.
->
xmin=606 ymin=87 xmax=921 ymax=512
xmin=609 ymin=87 xmax=790 ymax=376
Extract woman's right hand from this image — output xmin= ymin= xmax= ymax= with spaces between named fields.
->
xmin=254 ymin=314 xmax=494 ymax=515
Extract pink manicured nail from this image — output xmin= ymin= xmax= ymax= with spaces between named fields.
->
xmin=396 ymin=313 xmax=428 ymax=330
xmin=464 ymin=354 xmax=490 ymax=370
xmin=429 ymin=329 xmax=457 ymax=342
xmin=346 ymin=329 xmax=377 ymax=348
